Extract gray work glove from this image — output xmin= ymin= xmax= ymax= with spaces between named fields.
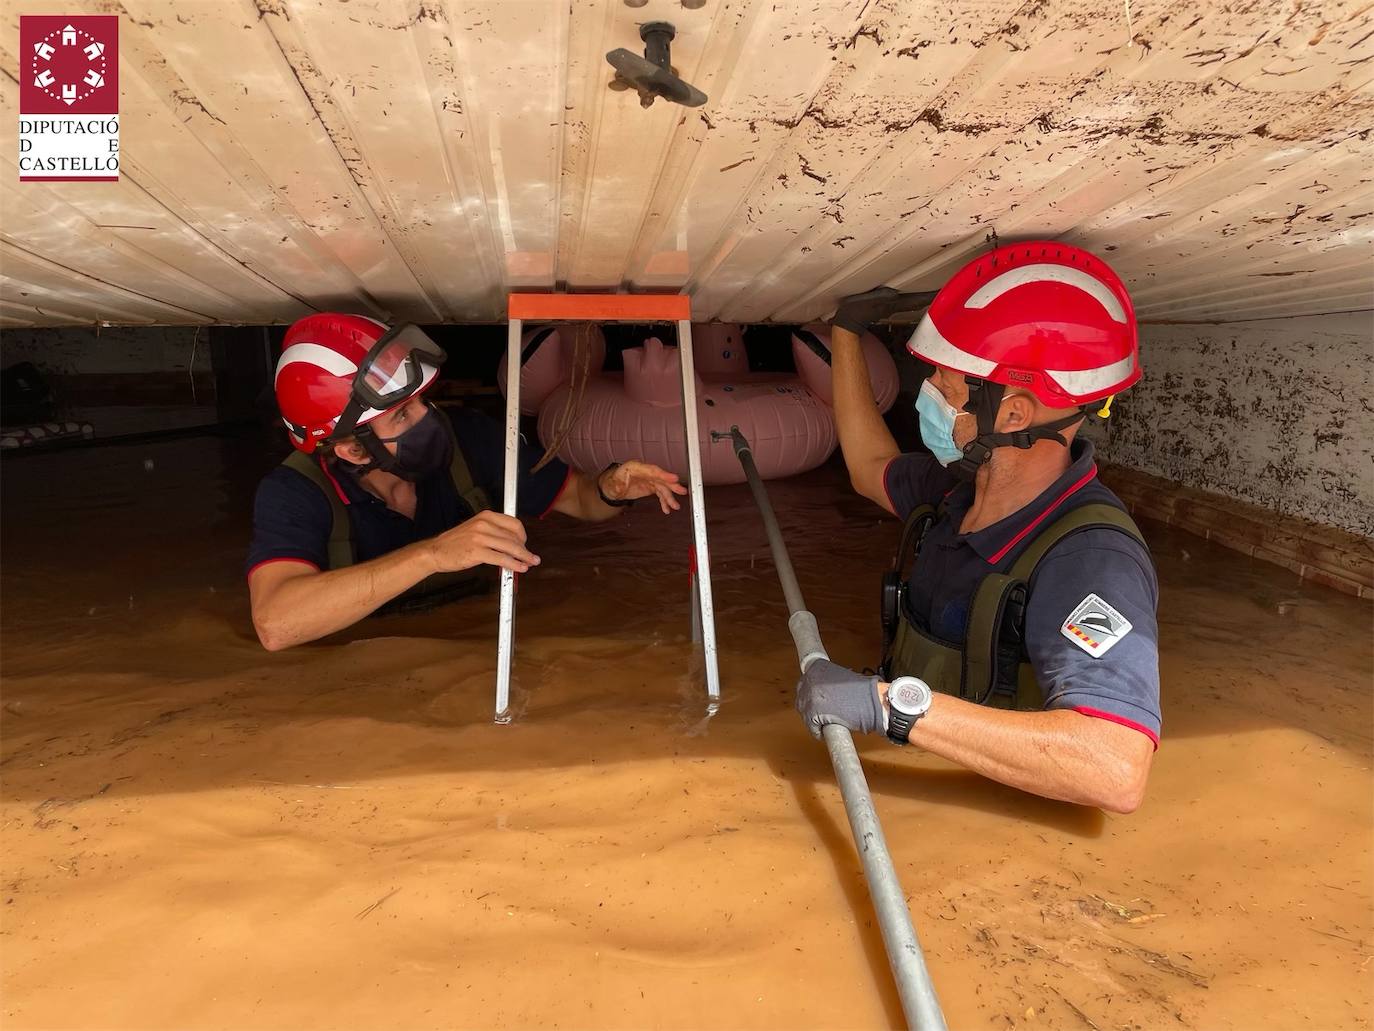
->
xmin=831 ymin=287 xmax=938 ymax=335
xmin=795 ymin=659 xmax=886 ymax=739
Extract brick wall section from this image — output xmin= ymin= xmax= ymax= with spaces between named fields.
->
xmin=1100 ymin=463 xmax=1373 ymax=600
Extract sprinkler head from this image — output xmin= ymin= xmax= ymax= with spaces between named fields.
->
xmin=606 ymin=21 xmax=708 ymax=108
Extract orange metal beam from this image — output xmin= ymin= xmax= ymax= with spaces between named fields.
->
xmin=507 ymin=293 xmax=692 ymax=322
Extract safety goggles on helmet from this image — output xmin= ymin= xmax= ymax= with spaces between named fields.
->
xmin=333 ymin=324 xmax=446 ymax=439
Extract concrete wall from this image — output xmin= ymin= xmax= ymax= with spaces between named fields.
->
xmin=1105 ymin=312 xmax=1374 ymax=538
xmin=1 ymin=325 xmax=203 ymax=376
xmin=880 ymin=311 xmax=1373 ymax=537
xmin=0 ymin=325 xmax=215 ymax=409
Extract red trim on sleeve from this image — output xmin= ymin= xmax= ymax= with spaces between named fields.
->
xmin=246 ymin=557 xmax=320 ymax=580
xmin=539 ymin=467 xmax=574 ymax=519
xmin=881 ymin=457 xmax=899 ymax=514
xmin=986 ymin=464 xmax=1098 ymax=564
xmin=317 ymin=457 xmax=351 ymax=505
xmin=1071 ymin=705 xmax=1159 ymax=750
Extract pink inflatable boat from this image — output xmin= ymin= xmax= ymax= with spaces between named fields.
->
xmin=498 ymin=324 xmax=898 ymax=485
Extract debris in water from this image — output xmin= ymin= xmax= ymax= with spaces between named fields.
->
xmin=1087 ymin=892 xmax=1164 ymax=924
xmin=355 ymin=887 xmax=400 ymax=920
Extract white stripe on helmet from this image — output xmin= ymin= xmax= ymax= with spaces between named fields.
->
xmin=1046 ymin=354 xmax=1136 ymax=397
xmin=964 ymin=263 xmax=1127 ymax=323
xmin=906 ymin=315 xmax=997 ymax=376
xmin=275 ymin=342 xmax=358 ymax=384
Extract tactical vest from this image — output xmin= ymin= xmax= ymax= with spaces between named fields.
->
xmin=880 ymin=494 xmax=1147 ymax=710
xmin=280 ymin=407 xmax=494 ymax=613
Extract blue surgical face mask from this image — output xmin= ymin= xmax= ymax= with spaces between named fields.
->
xmin=915 ymin=379 xmax=968 ymax=466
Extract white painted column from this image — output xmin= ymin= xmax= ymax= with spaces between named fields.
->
xmin=494 ymin=318 xmax=522 ymax=723
xmin=675 ymin=320 xmax=720 ymax=702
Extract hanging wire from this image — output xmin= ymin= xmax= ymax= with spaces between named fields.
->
xmin=532 ymin=324 xmax=594 ymax=472
xmin=188 ymin=325 xmax=199 ymax=405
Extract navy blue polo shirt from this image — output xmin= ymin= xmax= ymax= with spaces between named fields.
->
xmin=247 ymin=408 xmax=571 ymax=577
xmin=883 ymin=440 xmax=1161 ymax=744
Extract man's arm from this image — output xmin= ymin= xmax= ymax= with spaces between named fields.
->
xmin=897 ymin=690 xmax=1153 ymax=813
xmin=249 ymin=510 xmax=538 ymax=651
xmin=796 ymin=661 xmax=1154 ymax=813
xmin=549 ymin=461 xmax=686 ymax=521
xmin=826 ymin=288 xmax=935 ymax=513
xmin=829 ymin=326 xmax=901 ymax=514
xmin=451 ymin=410 xmax=686 ymax=523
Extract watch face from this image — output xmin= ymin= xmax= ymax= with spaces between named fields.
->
xmin=889 ymin=678 xmax=931 ymax=716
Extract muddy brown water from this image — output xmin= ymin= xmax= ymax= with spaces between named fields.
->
xmin=2 ymin=433 xmax=1371 ymax=1030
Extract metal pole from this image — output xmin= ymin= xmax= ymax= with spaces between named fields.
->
xmin=676 ymin=320 xmax=720 ymax=702
xmin=726 ymin=427 xmax=946 ymax=1031
xmin=690 ymin=553 xmax=703 ymax=645
xmin=494 ymin=318 xmax=523 ymax=723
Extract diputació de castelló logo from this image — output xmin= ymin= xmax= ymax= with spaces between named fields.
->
xmin=19 ymin=14 xmax=120 ymax=182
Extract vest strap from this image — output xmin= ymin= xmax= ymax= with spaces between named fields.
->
xmin=1007 ymin=503 xmax=1143 ymax=580
xmin=880 ymin=502 xmax=937 ymax=659
xmin=962 ymin=573 xmax=1028 ymax=705
xmin=282 ymin=450 xmax=354 ymax=571
xmin=432 ymin=406 xmax=491 ymax=517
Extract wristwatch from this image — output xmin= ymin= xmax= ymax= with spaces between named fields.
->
xmin=597 ymin=463 xmax=635 ymax=507
xmin=885 ymin=676 xmax=933 ymax=746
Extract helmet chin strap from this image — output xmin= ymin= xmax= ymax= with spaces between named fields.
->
xmin=953 ymin=378 xmax=1087 ymax=481
xmin=335 ymin=423 xmax=405 ymax=478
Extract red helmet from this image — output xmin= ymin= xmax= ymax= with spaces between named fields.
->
xmin=274 ymin=313 xmax=444 ymax=454
xmin=906 ymin=241 xmax=1138 ymax=408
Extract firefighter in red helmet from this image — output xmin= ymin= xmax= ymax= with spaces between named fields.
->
xmin=248 ymin=314 xmax=685 ymax=651
xmin=798 ymin=242 xmax=1160 ymax=814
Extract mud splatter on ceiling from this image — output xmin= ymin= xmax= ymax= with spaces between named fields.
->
xmin=0 ymin=0 xmax=1370 ymax=326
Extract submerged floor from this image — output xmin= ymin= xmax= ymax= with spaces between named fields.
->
xmin=1 ymin=431 xmax=1371 ymax=1030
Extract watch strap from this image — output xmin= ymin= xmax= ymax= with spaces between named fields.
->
xmin=887 ymin=708 xmax=917 ymax=746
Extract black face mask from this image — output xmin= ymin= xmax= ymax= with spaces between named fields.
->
xmin=357 ymin=405 xmax=453 ymax=481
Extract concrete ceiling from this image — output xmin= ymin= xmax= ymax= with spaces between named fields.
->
xmin=0 ymin=0 xmax=1371 ymax=328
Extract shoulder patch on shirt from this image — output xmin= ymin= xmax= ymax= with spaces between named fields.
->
xmin=1061 ymin=593 xmax=1133 ymax=657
